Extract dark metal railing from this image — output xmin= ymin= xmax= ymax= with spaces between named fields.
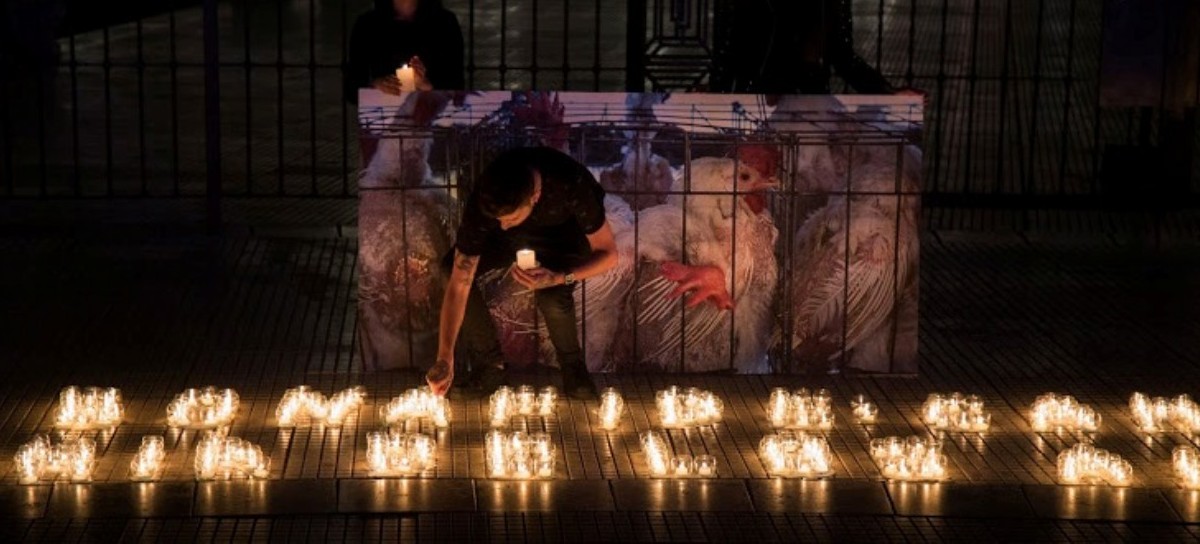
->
xmin=0 ymin=0 xmax=1196 ymax=218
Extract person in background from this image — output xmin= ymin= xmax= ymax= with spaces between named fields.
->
xmin=344 ymin=0 xmax=464 ymax=101
xmin=425 ymin=147 xmax=620 ymax=401
xmin=713 ymin=0 xmax=921 ymax=96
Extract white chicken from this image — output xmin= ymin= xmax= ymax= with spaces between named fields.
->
xmin=357 ymin=91 xmax=457 ymax=370
xmin=787 ymin=140 xmax=921 ymax=373
xmin=610 ymin=154 xmax=780 ymax=373
xmin=597 ymin=93 xmax=676 ymax=211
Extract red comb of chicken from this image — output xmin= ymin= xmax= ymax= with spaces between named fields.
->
xmin=511 ymin=92 xmax=569 ymax=150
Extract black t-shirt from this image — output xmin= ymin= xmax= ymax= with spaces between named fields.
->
xmin=454 ymin=147 xmax=607 ymax=273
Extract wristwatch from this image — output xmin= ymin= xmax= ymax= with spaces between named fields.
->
xmin=563 ymin=272 xmax=577 ymax=286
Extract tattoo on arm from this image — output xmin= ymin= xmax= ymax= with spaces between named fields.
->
xmin=454 ymin=253 xmax=478 ymax=286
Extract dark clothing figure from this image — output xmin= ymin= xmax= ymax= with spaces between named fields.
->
xmin=453 ymin=147 xmax=608 ymax=273
xmin=344 ymin=0 xmax=465 ymax=101
xmin=714 ymin=0 xmax=894 ymax=94
xmin=447 ymin=146 xmax=606 ymax=391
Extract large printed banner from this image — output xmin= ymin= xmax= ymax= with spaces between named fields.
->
xmin=358 ymin=91 xmax=921 ymax=374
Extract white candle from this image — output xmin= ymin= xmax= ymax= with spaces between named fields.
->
xmin=516 ymin=249 xmax=537 ymax=270
xmin=395 ymin=64 xmax=416 ymax=92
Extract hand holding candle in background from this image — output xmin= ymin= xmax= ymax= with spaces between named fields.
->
xmin=395 ymin=64 xmax=416 ymax=92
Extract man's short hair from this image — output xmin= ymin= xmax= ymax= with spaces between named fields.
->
xmin=477 ymin=150 xmax=537 ymax=218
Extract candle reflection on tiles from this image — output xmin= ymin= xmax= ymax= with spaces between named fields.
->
xmin=54 ymin=386 xmax=124 ymax=430
xmin=366 ymin=430 xmax=436 ymax=476
xmin=767 ymin=388 xmax=834 ymax=430
xmin=870 ymin=436 xmax=947 ymax=482
xmin=488 ymin=386 xmax=556 ymax=428
xmin=1129 ymin=392 xmax=1200 ymax=433
xmin=850 ymin=394 xmax=878 ymax=424
xmin=381 ymin=386 xmax=450 ymax=428
xmin=1173 ymin=446 xmax=1200 ymax=490
xmin=640 ymin=431 xmax=715 ymax=477
xmin=759 ymin=432 xmax=834 ymax=478
xmin=167 ymin=387 xmax=239 ymax=429
xmin=1029 ymin=393 xmax=1100 ymax=432
xmin=656 ymin=386 xmax=723 ymax=428
xmin=14 ymin=435 xmax=96 ymax=484
xmin=597 ymin=388 xmax=625 ymax=431
xmin=129 ymin=435 xmax=166 ymax=481
xmin=921 ymin=392 xmax=991 ymax=432
xmin=276 ymin=386 xmax=365 ymax=427
xmin=1056 ymin=443 xmax=1131 ymax=486
xmin=485 ymin=430 xmax=556 ymax=479
xmin=193 ymin=432 xmax=270 ymax=480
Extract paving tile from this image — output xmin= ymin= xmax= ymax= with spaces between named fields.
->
xmin=194 ymin=479 xmax=336 ymax=517
xmin=0 ymin=485 xmax=51 ymax=519
xmin=45 ymin=482 xmax=194 ymax=518
xmin=1162 ymin=489 xmax=1200 ymax=523
xmin=611 ymin=479 xmax=753 ymax=512
xmin=1023 ymin=485 xmax=1180 ymax=523
xmin=476 ymin=480 xmax=614 ymax=512
xmin=887 ymin=482 xmax=1033 ymax=518
xmin=748 ymin=478 xmax=892 ymax=515
xmin=338 ymin=478 xmax=475 ymax=513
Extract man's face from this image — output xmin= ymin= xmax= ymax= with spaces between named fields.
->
xmin=495 ymin=171 xmax=542 ymax=230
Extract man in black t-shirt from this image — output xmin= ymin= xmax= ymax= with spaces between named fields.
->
xmin=425 ymin=147 xmax=619 ymax=400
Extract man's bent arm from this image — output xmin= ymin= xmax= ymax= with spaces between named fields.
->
xmin=564 ymin=220 xmax=619 ymax=282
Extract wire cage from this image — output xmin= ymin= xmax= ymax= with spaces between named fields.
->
xmin=357 ymin=91 xmax=922 ymax=375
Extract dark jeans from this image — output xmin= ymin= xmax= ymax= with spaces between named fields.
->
xmin=458 ymin=272 xmax=588 ymax=382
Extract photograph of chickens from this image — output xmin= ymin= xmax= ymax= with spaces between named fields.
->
xmin=357 ymin=91 xmax=921 ymax=377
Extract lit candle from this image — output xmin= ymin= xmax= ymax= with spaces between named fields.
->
xmin=395 ymin=64 xmax=416 ymax=92
xmin=192 ymin=433 xmax=271 ymax=481
xmin=598 ymin=388 xmax=624 ymax=430
xmin=382 ymin=386 xmax=450 ymax=428
xmin=695 ymin=455 xmax=716 ymax=476
xmin=483 ymin=430 xmax=555 ymax=479
xmin=870 ymin=434 xmax=945 ymax=482
xmin=922 ymin=391 xmax=989 ymax=432
xmin=760 ymin=432 xmax=834 ymax=479
xmin=656 ymin=386 xmax=722 ymax=428
xmin=516 ymin=249 xmax=537 ymax=270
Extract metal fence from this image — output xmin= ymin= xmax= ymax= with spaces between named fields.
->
xmin=0 ymin=0 xmax=1197 ymax=212
xmin=357 ymin=95 xmax=921 ymax=374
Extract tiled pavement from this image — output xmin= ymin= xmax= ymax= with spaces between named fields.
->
xmin=0 ymin=220 xmax=1198 ymax=541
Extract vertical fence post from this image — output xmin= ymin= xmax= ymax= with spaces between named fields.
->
xmin=204 ymin=0 xmax=221 ymax=231
xmin=626 ymin=0 xmax=647 ymax=91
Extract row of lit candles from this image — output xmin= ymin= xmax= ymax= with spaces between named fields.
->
xmin=871 ymin=436 xmax=948 ymax=482
xmin=194 ymin=432 xmax=271 ymax=480
xmin=1030 ymin=393 xmax=1100 ymax=432
xmin=489 ymin=386 xmax=557 ymax=427
xmin=167 ymin=387 xmax=239 ymax=429
xmin=759 ymin=432 xmax=834 ymax=478
xmin=768 ymin=388 xmax=834 ymax=430
xmin=1130 ymin=392 xmax=1200 ymax=433
xmin=55 ymin=386 xmax=123 ymax=430
xmin=380 ymin=386 xmax=451 ymax=428
xmin=1057 ymin=443 xmax=1131 ymax=486
xmin=14 ymin=435 xmax=96 ymax=484
xmin=921 ymin=392 xmax=991 ymax=432
xmin=485 ymin=430 xmax=556 ymax=479
xmin=276 ymin=386 xmax=366 ymax=428
xmin=640 ymin=431 xmax=718 ymax=477
xmin=366 ymin=430 xmax=436 ymax=476
xmin=656 ymin=386 xmax=723 ymax=428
